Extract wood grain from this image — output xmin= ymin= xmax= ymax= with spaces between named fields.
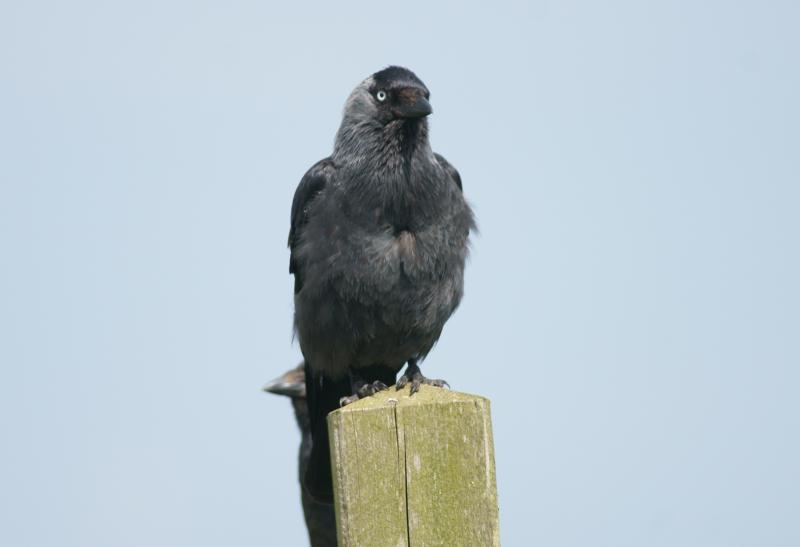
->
xmin=328 ymin=385 xmax=500 ymax=546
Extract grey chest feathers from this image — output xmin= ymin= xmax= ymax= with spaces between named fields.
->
xmin=353 ymin=220 xmax=461 ymax=287
xmin=387 ymin=228 xmax=417 ymax=265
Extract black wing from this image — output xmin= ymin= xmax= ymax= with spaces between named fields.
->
xmin=434 ymin=153 xmax=463 ymax=192
xmin=289 ymin=158 xmax=335 ymax=294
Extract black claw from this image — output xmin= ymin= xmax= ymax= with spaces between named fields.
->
xmin=342 ymin=380 xmax=388 ymax=406
xmin=397 ymin=363 xmax=449 ymax=396
xmin=358 ymin=380 xmax=387 ymax=397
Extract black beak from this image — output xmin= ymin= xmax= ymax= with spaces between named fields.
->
xmin=393 ymin=88 xmax=433 ymax=119
xmin=262 ymin=365 xmax=306 ymax=397
xmin=262 ymin=377 xmax=305 ymax=397
xmin=400 ymin=96 xmax=432 ymax=118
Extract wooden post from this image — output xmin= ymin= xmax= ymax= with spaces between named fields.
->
xmin=327 ymin=385 xmax=500 ymax=546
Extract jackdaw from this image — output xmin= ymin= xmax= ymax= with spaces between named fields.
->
xmin=263 ymin=366 xmax=337 ymax=547
xmin=289 ymin=66 xmax=475 ymax=502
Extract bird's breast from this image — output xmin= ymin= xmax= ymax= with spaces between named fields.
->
xmin=389 ymin=229 xmax=417 ymax=262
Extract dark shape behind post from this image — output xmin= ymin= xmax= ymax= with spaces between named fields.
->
xmin=263 ymin=365 xmax=337 ymax=547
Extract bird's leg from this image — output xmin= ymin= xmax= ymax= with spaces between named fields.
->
xmin=396 ymin=358 xmax=449 ymax=395
xmin=339 ymin=372 xmax=389 ymax=407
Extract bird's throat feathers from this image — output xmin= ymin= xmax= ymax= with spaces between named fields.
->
xmin=332 ymin=116 xmax=432 ymax=176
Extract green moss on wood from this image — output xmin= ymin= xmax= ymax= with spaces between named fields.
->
xmin=328 ymin=385 xmax=500 ymax=546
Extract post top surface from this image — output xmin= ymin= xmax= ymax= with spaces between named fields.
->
xmin=329 ymin=385 xmax=489 ymax=416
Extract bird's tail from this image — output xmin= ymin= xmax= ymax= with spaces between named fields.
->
xmin=303 ymin=361 xmax=350 ymax=504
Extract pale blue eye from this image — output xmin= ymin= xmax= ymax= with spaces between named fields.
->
xmin=376 ymin=90 xmax=387 ymax=102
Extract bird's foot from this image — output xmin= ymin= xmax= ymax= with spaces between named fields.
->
xmin=396 ymin=361 xmax=449 ymax=395
xmin=396 ymin=372 xmax=449 ymax=394
xmin=339 ymin=380 xmax=388 ymax=406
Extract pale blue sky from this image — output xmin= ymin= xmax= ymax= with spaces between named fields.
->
xmin=1 ymin=1 xmax=798 ymax=546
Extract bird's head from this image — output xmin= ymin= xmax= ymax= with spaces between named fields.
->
xmin=343 ymin=66 xmax=432 ymax=125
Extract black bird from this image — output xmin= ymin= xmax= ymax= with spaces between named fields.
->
xmin=289 ymin=66 xmax=475 ymax=502
xmin=263 ymin=366 xmax=337 ymax=547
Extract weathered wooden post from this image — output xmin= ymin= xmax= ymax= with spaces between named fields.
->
xmin=327 ymin=385 xmax=500 ymax=546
